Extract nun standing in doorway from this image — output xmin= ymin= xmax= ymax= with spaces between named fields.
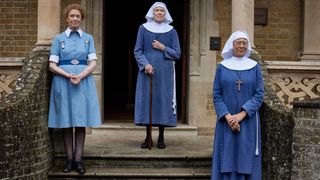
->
xmin=133 ymin=2 xmax=181 ymax=149
xmin=211 ymin=30 xmax=264 ymax=180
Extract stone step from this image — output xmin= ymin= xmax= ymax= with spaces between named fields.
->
xmin=91 ymin=123 xmax=198 ymax=136
xmin=53 ymin=135 xmax=213 ymax=167
xmin=50 ymin=134 xmax=213 ymax=179
xmin=54 ymin=154 xmax=211 ymax=168
xmin=48 ymin=166 xmax=211 ymax=179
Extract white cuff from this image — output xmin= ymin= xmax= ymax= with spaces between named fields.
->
xmin=88 ymin=53 xmax=97 ymax=61
xmin=49 ymin=55 xmax=59 ymax=63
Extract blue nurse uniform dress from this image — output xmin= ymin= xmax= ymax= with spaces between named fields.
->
xmin=48 ymin=28 xmax=101 ymax=128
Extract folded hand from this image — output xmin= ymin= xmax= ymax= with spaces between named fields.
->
xmin=70 ymin=74 xmax=81 ymax=85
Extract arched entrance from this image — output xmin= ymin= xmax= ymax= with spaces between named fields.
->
xmin=103 ymin=0 xmax=189 ymax=124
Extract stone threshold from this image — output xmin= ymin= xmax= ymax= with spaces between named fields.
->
xmin=48 ymin=166 xmax=211 ymax=179
xmin=91 ymin=123 xmax=198 ymax=136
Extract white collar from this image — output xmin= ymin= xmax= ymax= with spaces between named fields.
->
xmin=65 ymin=27 xmax=83 ymax=37
xmin=143 ymin=21 xmax=173 ymax=33
xmin=221 ymin=56 xmax=257 ymax=70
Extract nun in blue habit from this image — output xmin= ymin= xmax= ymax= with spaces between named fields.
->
xmin=133 ymin=2 xmax=181 ymax=149
xmin=211 ymin=30 xmax=264 ymax=180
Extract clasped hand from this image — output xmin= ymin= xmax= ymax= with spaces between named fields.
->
xmin=225 ymin=111 xmax=247 ymax=132
xmin=68 ymin=74 xmax=81 ymax=85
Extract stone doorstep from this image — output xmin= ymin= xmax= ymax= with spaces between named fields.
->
xmin=91 ymin=123 xmax=198 ymax=136
xmin=50 ymin=134 xmax=213 ymax=179
xmin=53 ymin=155 xmax=212 ymax=170
xmin=48 ymin=166 xmax=211 ymax=179
xmin=53 ymin=130 xmax=213 ymax=156
xmin=53 ymin=134 xmax=213 ymax=167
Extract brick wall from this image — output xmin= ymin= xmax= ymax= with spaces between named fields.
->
xmin=0 ymin=0 xmax=37 ymax=57
xmin=0 ymin=0 xmax=84 ymax=58
xmin=214 ymin=0 xmax=302 ymax=62
xmin=0 ymin=51 xmax=52 ymax=179
xmin=214 ymin=0 xmax=232 ymax=62
xmin=255 ymin=0 xmax=302 ymax=61
xmin=0 ymin=0 xmax=302 ymax=61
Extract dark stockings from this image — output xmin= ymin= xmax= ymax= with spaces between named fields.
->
xmin=158 ymin=126 xmax=165 ymax=142
xmin=157 ymin=126 xmax=166 ymax=149
xmin=141 ymin=126 xmax=153 ymax=148
xmin=75 ymin=127 xmax=86 ymax=162
xmin=141 ymin=126 xmax=166 ymax=149
xmin=62 ymin=127 xmax=86 ymax=162
xmin=144 ymin=126 xmax=165 ymax=140
xmin=63 ymin=128 xmax=73 ymax=161
xmin=145 ymin=126 xmax=152 ymax=140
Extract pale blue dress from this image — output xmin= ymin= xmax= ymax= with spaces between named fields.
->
xmin=48 ymin=29 xmax=101 ymax=128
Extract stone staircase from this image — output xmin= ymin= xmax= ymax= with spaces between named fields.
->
xmin=91 ymin=123 xmax=199 ymax=136
xmin=48 ymin=124 xmax=213 ymax=179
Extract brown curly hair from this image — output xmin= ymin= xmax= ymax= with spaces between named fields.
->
xmin=63 ymin=4 xmax=85 ymax=21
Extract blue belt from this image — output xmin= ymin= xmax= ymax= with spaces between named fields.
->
xmin=59 ymin=59 xmax=87 ymax=65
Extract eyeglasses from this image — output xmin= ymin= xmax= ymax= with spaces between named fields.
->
xmin=234 ymin=40 xmax=248 ymax=46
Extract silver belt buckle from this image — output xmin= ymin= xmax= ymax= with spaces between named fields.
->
xmin=71 ymin=59 xmax=79 ymax=65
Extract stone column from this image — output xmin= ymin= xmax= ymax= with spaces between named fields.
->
xmin=81 ymin=0 xmax=103 ymax=121
xmin=300 ymin=0 xmax=320 ymax=60
xmin=36 ymin=0 xmax=62 ymax=154
xmin=188 ymin=0 xmax=219 ymax=135
xmin=35 ymin=0 xmax=60 ymax=51
xmin=232 ymin=0 xmax=254 ymax=47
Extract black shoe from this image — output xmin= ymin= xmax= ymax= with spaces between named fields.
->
xmin=63 ymin=159 xmax=73 ymax=173
xmin=75 ymin=161 xmax=86 ymax=174
xmin=157 ymin=138 xmax=166 ymax=149
xmin=141 ymin=138 xmax=153 ymax=149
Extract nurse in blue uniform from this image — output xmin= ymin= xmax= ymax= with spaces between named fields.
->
xmin=211 ymin=30 xmax=264 ymax=180
xmin=48 ymin=4 xmax=101 ymax=174
xmin=133 ymin=2 xmax=181 ymax=149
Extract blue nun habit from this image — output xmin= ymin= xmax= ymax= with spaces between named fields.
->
xmin=211 ymin=31 xmax=264 ymax=180
xmin=133 ymin=2 xmax=181 ymax=127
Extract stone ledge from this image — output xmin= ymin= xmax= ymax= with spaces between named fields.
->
xmin=91 ymin=123 xmax=198 ymax=137
xmin=48 ymin=166 xmax=211 ymax=179
xmin=293 ymin=97 xmax=320 ymax=108
xmin=265 ymin=60 xmax=320 ymax=71
xmin=0 ymin=57 xmax=24 ymax=67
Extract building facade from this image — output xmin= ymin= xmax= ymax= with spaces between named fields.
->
xmin=2 ymin=0 xmax=320 ymax=179
xmin=2 ymin=0 xmax=319 ymax=135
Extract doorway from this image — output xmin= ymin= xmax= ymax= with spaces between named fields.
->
xmin=103 ymin=0 xmax=188 ymax=123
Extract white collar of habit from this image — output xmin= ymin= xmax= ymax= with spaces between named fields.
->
xmin=143 ymin=21 xmax=173 ymax=33
xmin=220 ymin=56 xmax=257 ymax=70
